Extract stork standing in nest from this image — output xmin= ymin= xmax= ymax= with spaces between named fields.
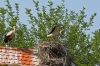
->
xmin=47 ymin=24 xmax=63 ymax=40
xmin=4 ymin=26 xmax=17 ymax=47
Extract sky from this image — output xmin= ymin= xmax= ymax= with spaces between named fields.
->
xmin=0 ymin=0 xmax=100 ymax=36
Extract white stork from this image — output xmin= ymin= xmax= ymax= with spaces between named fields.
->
xmin=4 ymin=26 xmax=17 ymax=47
xmin=47 ymin=24 xmax=63 ymax=39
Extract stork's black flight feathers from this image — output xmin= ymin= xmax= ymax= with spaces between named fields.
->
xmin=4 ymin=35 xmax=11 ymax=43
xmin=49 ymin=26 xmax=56 ymax=34
xmin=47 ymin=24 xmax=63 ymax=37
xmin=49 ymin=24 xmax=62 ymax=34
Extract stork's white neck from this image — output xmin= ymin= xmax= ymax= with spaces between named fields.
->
xmin=13 ymin=28 xmax=16 ymax=32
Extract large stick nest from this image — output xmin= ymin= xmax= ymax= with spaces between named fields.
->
xmin=34 ymin=41 xmax=73 ymax=66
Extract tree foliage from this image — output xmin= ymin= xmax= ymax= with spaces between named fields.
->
xmin=0 ymin=0 xmax=99 ymax=66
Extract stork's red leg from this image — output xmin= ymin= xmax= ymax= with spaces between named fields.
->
xmin=8 ymin=40 xmax=11 ymax=47
xmin=53 ymin=36 xmax=56 ymax=41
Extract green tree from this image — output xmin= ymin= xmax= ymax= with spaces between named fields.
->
xmin=0 ymin=0 xmax=99 ymax=66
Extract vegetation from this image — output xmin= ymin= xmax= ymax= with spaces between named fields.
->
xmin=0 ymin=0 xmax=99 ymax=66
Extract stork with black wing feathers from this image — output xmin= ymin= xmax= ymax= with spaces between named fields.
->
xmin=47 ymin=24 xmax=63 ymax=40
xmin=4 ymin=26 xmax=17 ymax=47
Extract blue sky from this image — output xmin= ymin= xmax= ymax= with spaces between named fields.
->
xmin=0 ymin=0 xmax=100 ymax=36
